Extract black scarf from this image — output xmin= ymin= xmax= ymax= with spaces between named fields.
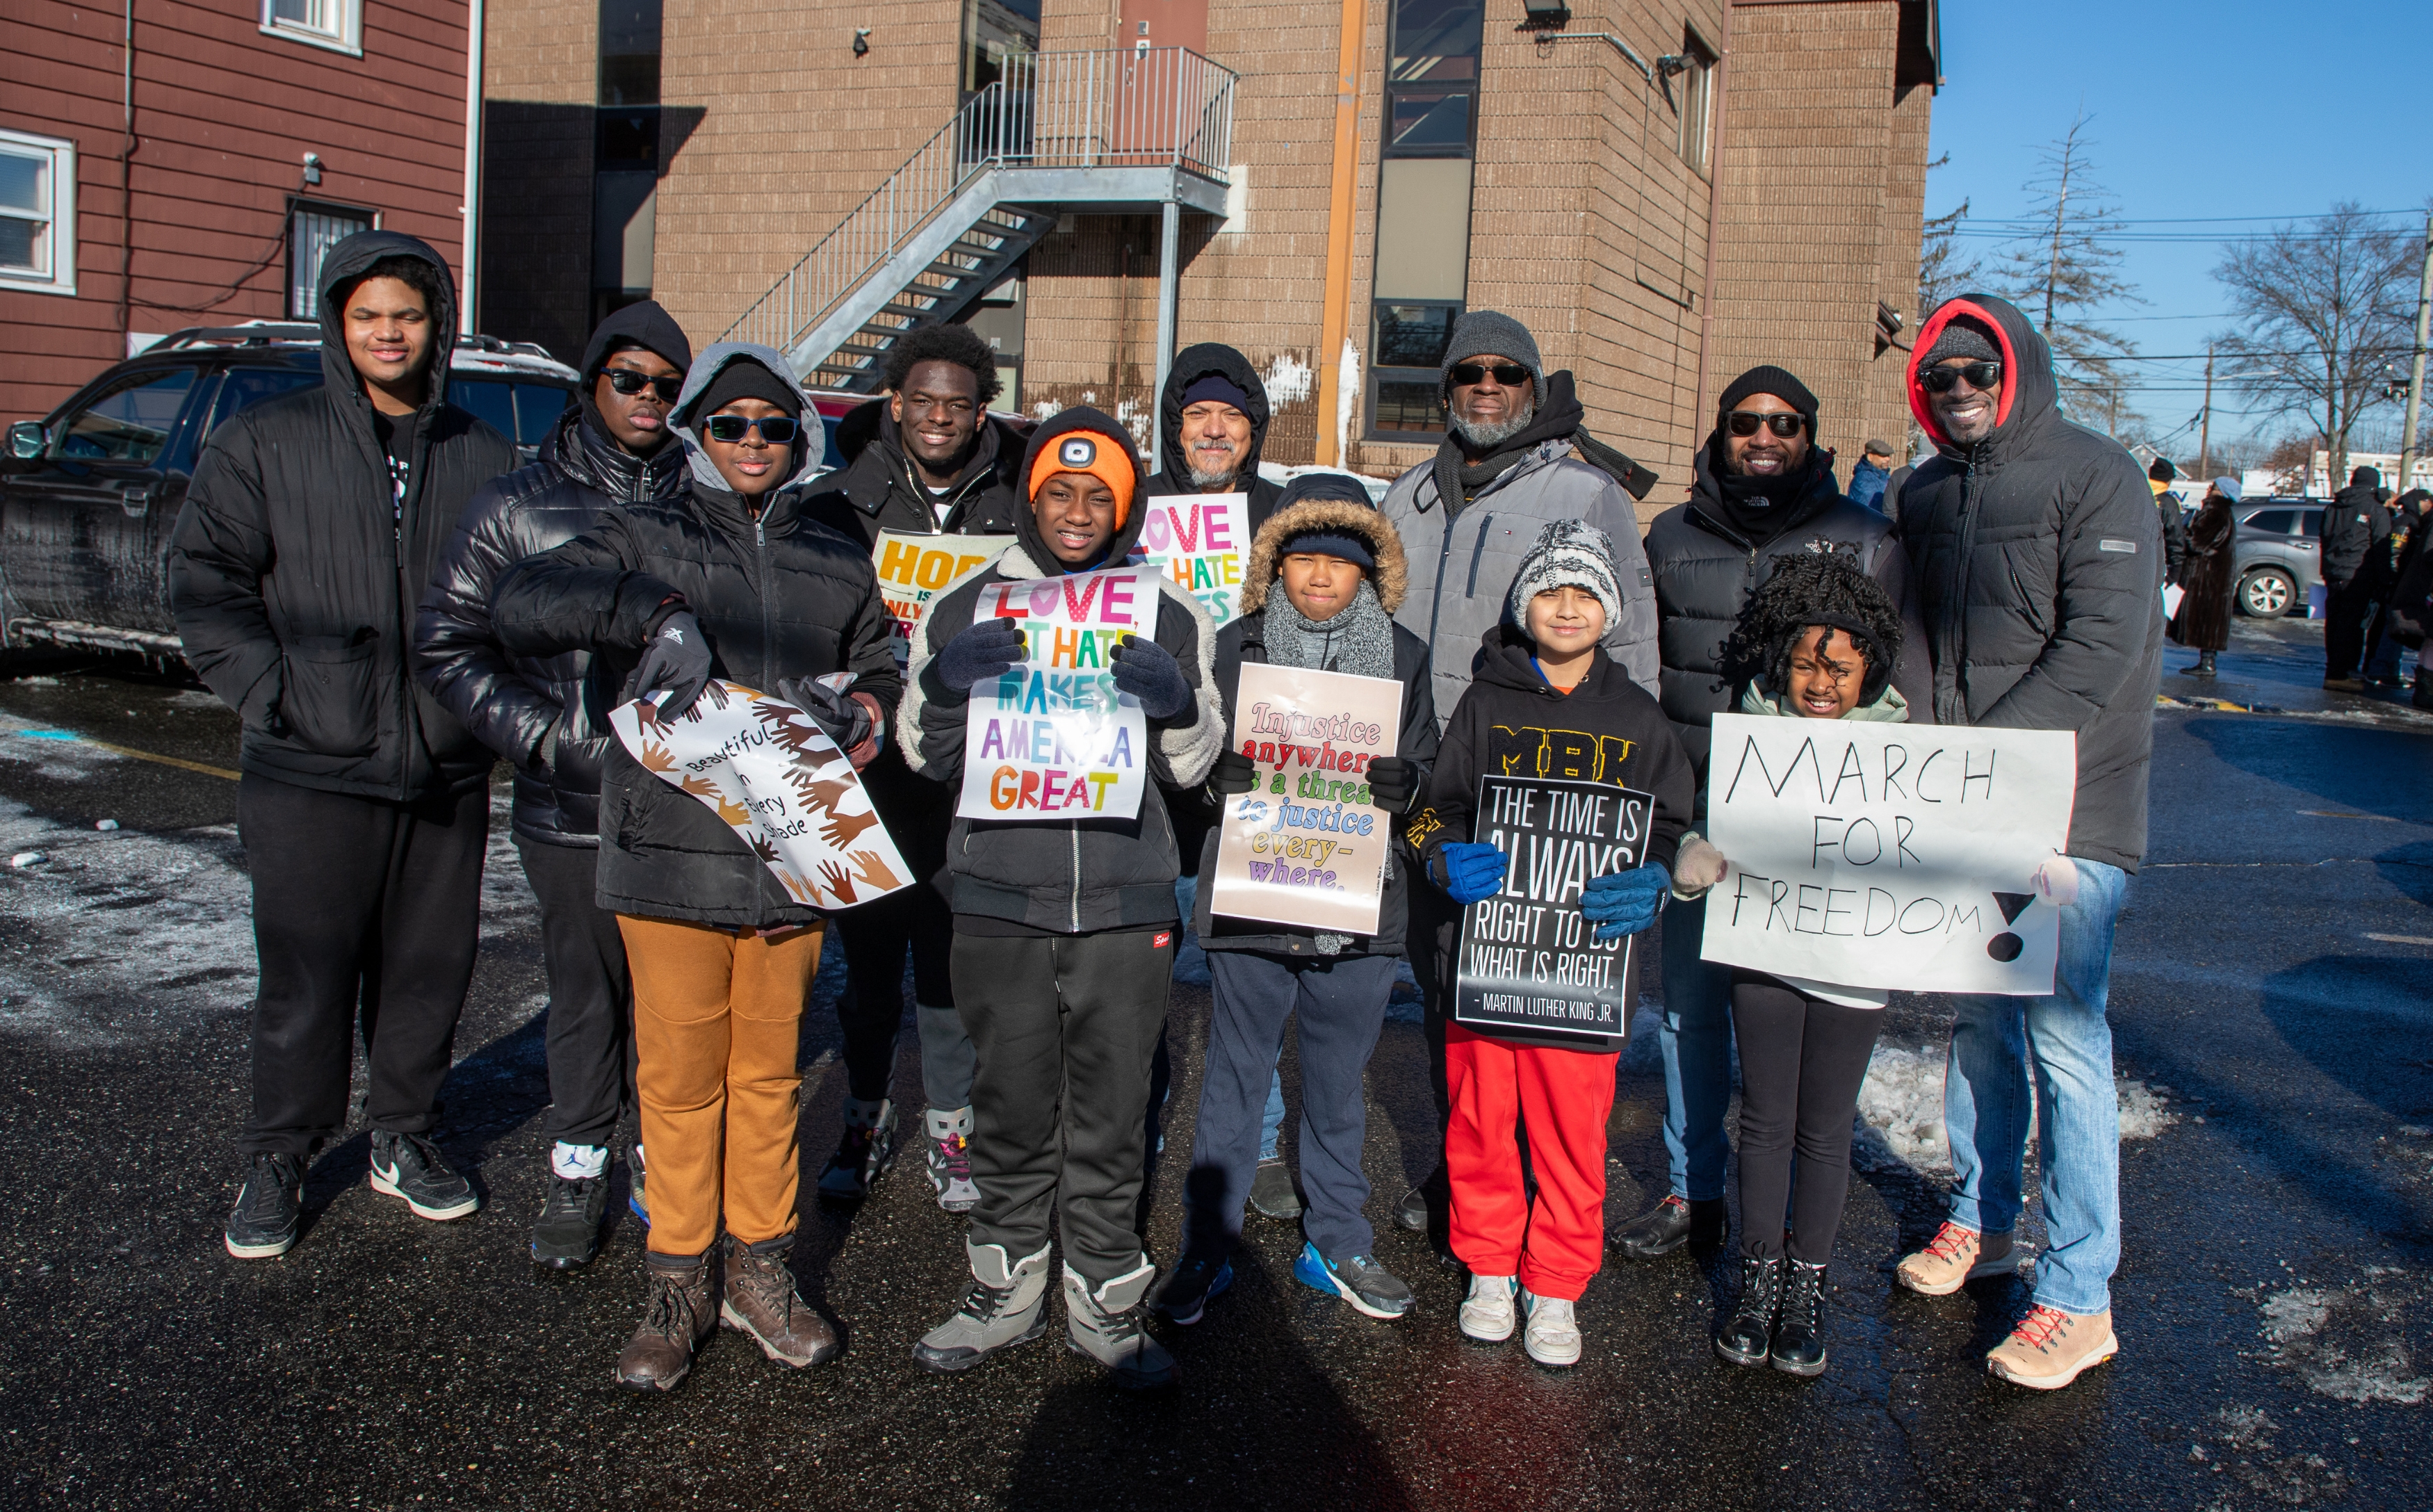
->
xmin=1433 ymin=374 xmax=1587 ymax=520
xmin=1704 ymin=434 xmax=1836 ymax=546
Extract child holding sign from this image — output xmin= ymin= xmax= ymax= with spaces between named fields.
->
xmin=1672 ymin=550 xmax=1912 ymax=1378
xmin=1408 ymin=521 xmax=1693 ymax=1366
xmin=900 ymin=408 xmax=1222 ymax=1389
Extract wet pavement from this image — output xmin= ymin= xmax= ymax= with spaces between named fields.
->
xmin=0 ymin=616 xmax=2427 ymax=1511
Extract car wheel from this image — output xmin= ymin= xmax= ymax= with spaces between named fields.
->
xmin=2238 ymin=568 xmax=2295 ymax=617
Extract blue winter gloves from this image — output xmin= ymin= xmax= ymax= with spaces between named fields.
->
xmin=1365 ymin=756 xmax=1419 ymax=814
xmin=1109 ymin=633 xmax=1192 ymax=720
xmin=936 ymin=617 xmax=1025 ymax=692
xmin=633 ymin=610 xmax=711 ymax=717
xmin=1436 ymin=843 xmax=1509 ymax=906
xmin=1581 ymin=863 xmax=1671 ymax=940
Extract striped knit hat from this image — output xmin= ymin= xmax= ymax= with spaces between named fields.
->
xmin=1506 ymin=518 xmax=1624 ymax=632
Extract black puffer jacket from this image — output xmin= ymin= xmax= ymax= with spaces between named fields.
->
xmin=1146 ymin=342 xmax=1285 ymax=533
xmin=802 ymin=398 xmax=1030 ymax=547
xmin=1901 ymin=294 xmax=2163 ymax=873
xmin=2318 ymin=475 xmax=2391 ymax=589
xmin=170 ymin=231 xmax=515 ymax=801
xmin=1645 ymin=441 xmax=1928 ymax=778
xmin=489 ymin=343 xmax=902 ymax=927
xmin=415 ymin=399 xmax=689 ymax=845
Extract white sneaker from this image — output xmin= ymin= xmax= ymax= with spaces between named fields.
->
xmin=1459 ymin=1273 xmax=1517 ymax=1342
xmin=1521 ymin=1290 xmax=1581 ymax=1367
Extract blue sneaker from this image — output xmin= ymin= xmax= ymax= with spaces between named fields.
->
xmin=1293 ymin=1243 xmax=1413 ymax=1319
xmin=627 ymin=1146 xmax=649 ymax=1228
xmin=1151 ymin=1251 xmax=1232 ymax=1324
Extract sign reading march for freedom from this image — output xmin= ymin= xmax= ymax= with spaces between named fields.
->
xmin=1207 ymin=663 xmax=1402 ymax=936
xmin=872 ymin=531 xmax=1003 ymax=665
xmin=1130 ymin=494 xmax=1246 ymax=628
xmin=957 ymin=565 xmax=1155 ymax=822
xmin=1454 ymin=776 xmax=1654 ymax=1041
xmin=608 ymin=680 xmax=915 ymax=911
xmin=1700 ymin=713 xmax=2077 ymax=995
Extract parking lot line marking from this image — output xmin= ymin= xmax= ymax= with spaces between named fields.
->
xmin=8 ymin=727 xmax=238 ymax=781
xmin=2365 ymin=934 xmax=2433 ymax=948
xmin=2298 ymin=810 xmax=2397 ymax=820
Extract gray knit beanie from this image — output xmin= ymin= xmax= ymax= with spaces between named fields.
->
xmin=1439 ymin=310 xmax=1547 ymax=409
xmin=1506 ymin=518 xmax=1623 ymax=633
xmin=1921 ymin=315 xmax=2002 ymax=370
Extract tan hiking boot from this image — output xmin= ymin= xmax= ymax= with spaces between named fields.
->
xmin=721 ymin=1235 xmax=841 ymax=1367
xmin=1987 ymin=1303 xmax=2118 ymax=1390
xmin=615 ymin=1249 xmax=717 ymax=1392
xmin=1894 ymin=1221 xmax=2015 ymax=1296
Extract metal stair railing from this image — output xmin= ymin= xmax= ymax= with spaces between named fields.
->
xmin=722 ymin=47 xmax=1237 ymax=364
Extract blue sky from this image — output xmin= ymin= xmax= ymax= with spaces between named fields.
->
xmin=1926 ymin=0 xmax=2433 ymax=451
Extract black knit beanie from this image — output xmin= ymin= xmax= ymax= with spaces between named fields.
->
xmin=692 ymin=357 xmax=804 ymax=421
xmin=1717 ymin=365 xmax=1820 ymax=432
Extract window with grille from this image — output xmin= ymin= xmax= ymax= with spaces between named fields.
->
xmin=288 ymin=202 xmax=375 ymax=319
xmin=1365 ymin=0 xmax=1481 ymax=441
xmin=0 ymin=129 xmax=74 ymax=296
xmin=261 ymin=0 xmax=361 ymax=55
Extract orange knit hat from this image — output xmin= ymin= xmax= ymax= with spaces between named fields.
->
xmin=1027 ymin=429 xmax=1137 ymax=530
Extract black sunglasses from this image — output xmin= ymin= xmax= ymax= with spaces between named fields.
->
xmin=1920 ymin=360 xmax=2003 ymax=394
xmin=703 ymin=414 xmax=801 ymax=444
xmin=1449 ymin=361 xmax=1531 ymax=388
xmin=603 ymin=368 xmax=684 ymax=402
xmin=1725 ymin=410 xmax=1807 ymax=439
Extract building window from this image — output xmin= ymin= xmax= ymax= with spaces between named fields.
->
xmin=1367 ymin=0 xmax=1481 ymax=440
xmin=961 ymin=0 xmax=1041 ymax=97
xmin=0 ymin=129 xmax=75 ymax=297
xmin=259 ymin=0 xmax=363 ymax=56
xmin=1674 ymin=31 xmax=1715 ymax=176
xmin=288 ymin=201 xmax=374 ymax=318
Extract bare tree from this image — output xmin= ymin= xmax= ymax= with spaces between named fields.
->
xmin=1919 ymin=198 xmax=1978 ymax=325
xmin=2213 ymin=202 xmax=2414 ymax=486
xmin=1999 ymin=113 xmax=2141 ymax=430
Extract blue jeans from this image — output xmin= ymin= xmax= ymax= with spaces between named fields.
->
xmin=1944 ymin=856 xmax=2127 ymax=1317
xmin=1658 ymin=892 xmax=1735 ymax=1202
xmin=1260 ymin=1055 xmax=1286 ymax=1160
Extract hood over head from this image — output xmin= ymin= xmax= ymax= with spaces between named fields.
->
xmin=2349 ymin=464 xmax=2383 ymax=489
xmin=669 ymin=342 xmax=826 ymax=499
xmin=1242 ymin=492 xmax=1407 ymax=616
xmin=575 ymin=299 xmax=694 ymax=455
xmin=314 ymin=229 xmax=458 ymax=410
xmin=1905 ymin=293 xmax=2058 ymax=457
xmin=1157 ymin=343 xmax=1271 ymax=485
xmin=1015 ymin=407 xmax=1151 ymax=573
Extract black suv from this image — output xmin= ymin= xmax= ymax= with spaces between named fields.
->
xmin=0 ymin=323 xmax=578 ymax=667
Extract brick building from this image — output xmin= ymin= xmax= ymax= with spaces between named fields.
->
xmin=478 ymin=0 xmax=1942 ymax=517
xmin=1 ymin=0 xmax=482 ymax=425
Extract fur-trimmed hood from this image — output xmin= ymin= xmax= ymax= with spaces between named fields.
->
xmin=1240 ymin=498 xmax=1408 ymax=616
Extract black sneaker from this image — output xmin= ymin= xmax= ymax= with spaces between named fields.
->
xmin=1294 ymin=1244 xmax=1413 ymax=1319
xmin=368 ymin=1130 xmax=478 ymax=1221
xmin=1248 ymin=1158 xmax=1303 ymax=1219
xmin=1393 ymin=1165 xmax=1446 ymax=1233
xmin=1152 ymin=1250 xmax=1234 ymax=1324
xmin=224 ymin=1152 xmax=304 ymax=1259
xmin=530 ymin=1173 xmax=608 ymax=1269
xmin=1612 ymin=1194 xmax=1727 ymax=1259
xmin=817 ymin=1098 xmax=897 ymax=1203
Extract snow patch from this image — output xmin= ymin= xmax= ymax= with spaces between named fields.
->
xmin=1261 ymin=350 xmax=1313 ymax=405
xmin=1114 ymin=398 xmax=1154 ymax=455
xmin=1335 ymin=337 xmax=1362 ymax=466
xmin=2259 ymin=1271 xmax=2431 ymax=1405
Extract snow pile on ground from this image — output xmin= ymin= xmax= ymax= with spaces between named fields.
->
xmin=1855 ymin=1042 xmax=1951 ymax=1172
xmin=2259 ymin=1269 xmax=2431 ymax=1405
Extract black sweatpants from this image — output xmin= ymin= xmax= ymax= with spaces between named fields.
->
xmin=516 ymin=834 xmax=634 ymax=1150
xmin=953 ymin=927 xmax=1173 ymax=1281
xmin=1188 ymin=950 xmax=1397 ymax=1262
xmin=2325 ymin=576 xmax=2378 ymax=681
xmin=238 ymin=774 xmax=488 ymax=1157
xmin=1730 ymin=970 xmax=1883 ymax=1264
xmin=833 ymin=780 xmax=966 ymax=1105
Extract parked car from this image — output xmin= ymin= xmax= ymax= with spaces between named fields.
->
xmin=0 ymin=323 xmax=578 ymax=666
xmin=2227 ymin=497 xmax=2325 ymax=617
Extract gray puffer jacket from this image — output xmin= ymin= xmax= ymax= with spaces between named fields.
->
xmin=1901 ymin=293 xmax=2163 ymax=873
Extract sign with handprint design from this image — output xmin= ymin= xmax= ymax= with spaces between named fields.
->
xmin=608 ymin=680 xmax=913 ymax=911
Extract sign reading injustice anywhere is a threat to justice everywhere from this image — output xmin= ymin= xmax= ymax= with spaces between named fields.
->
xmin=1207 ymin=662 xmax=1402 ymax=936
xmin=872 ymin=531 xmax=1004 ymax=665
xmin=609 ymin=679 xmax=914 ymax=912
xmin=956 ymin=565 xmax=1154 ymax=822
xmin=1454 ymin=775 xmax=1654 ymax=1041
xmin=1698 ymin=713 xmax=2078 ymax=995
xmin=1128 ymin=494 xmax=1246 ymax=628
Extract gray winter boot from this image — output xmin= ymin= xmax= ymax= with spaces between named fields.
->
xmin=912 ymin=1239 xmax=1051 ymax=1372
xmin=1062 ymin=1258 xmax=1177 ymax=1389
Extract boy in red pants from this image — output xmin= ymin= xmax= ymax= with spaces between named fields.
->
xmin=1408 ymin=519 xmax=1693 ymax=1365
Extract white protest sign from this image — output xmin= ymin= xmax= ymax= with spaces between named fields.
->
xmin=1700 ymin=713 xmax=2077 ymax=994
xmin=609 ymin=681 xmax=914 ymax=911
xmin=1129 ymin=493 xmax=1247 ymax=628
xmin=1207 ymin=662 xmax=1401 ymax=935
xmin=955 ymin=565 xmax=1155 ymax=822
xmin=872 ymin=531 xmax=1004 ymax=666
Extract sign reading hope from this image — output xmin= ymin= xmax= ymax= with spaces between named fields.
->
xmin=955 ymin=565 xmax=1155 ymax=822
xmin=872 ymin=531 xmax=1002 ymax=666
xmin=1699 ymin=713 xmax=2077 ymax=994
xmin=1207 ymin=663 xmax=1402 ymax=935
xmin=1129 ymin=493 xmax=1246 ymax=626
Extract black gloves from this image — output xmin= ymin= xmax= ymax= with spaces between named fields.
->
xmin=1366 ymin=756 xmax=1419 ymax=813
xmin=937 ymin=618 xmax=1025 ymax=692
xmin=632 ymin=610 xmax=711 ymax=717
xmin=1211 ymin=749 xmax=1258 ymax=795
xmin=1109 ymin=634 xmax=1192 ymax=720
xmin=776 ymin=676 xmax=874 ymax=753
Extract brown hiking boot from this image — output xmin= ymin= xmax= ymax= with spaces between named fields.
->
xmin=615 ymin=1249 xmax=717 ymax=1392
xmin=721 ymin=1235 xmax=840 ymax=1367
xmin=1987 ymin=1303 xmax=2118 ymax=1390
xmin=1894 ymin=1221 xmax=2016 ymax=1296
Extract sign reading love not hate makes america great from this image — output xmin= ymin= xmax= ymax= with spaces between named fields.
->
xmin=1454 ymin=775 xmax=1655 ymax=1041
xmin=955 ymin=565 xmax=1155 ymax=822
xmin=1207 ymin=662 xmax=1402 ymax=936
xmin=1129 ymin=493 xmax=1246 ymax=627
xmin=1698 ymin=713 xmax=2076 ymax=995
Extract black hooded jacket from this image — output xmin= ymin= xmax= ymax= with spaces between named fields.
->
xmin=1147 ymin=343 xmax=1285 ymax=533
xmin=487 ymin=345 xmax=902 ymax=928
xmin=1901 ymin=293 xmax=2163 ymax=873
xmin=2319 ymin=475 xmax=2391 ymax=589
xmin=170 ymin=230 xmax=517 ymax=802
xmin=414 ymin=302 xmax=694 ymax=845
xmin=1644 ymin=439 xmax=1927 ymax=778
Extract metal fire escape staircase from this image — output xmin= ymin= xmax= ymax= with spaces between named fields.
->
xmin=723 ymin=48 xmax=1238 ymax=396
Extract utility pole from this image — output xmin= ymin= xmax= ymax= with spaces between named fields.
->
xmin=2108 ymin=384 xmax=2120 ymax=439
xmin=2398 ymin=211 xmax=2433 ymax=500
xmin=2199 ymin=344 xmax=2214 ymax=481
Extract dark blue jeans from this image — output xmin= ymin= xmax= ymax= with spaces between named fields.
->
xmin=1187 ymin=951 xmax=1397 ymax=1262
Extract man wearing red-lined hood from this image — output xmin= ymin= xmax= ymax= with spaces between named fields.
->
xmin=1890 ymin=294 xmax=2162 ymax=1393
